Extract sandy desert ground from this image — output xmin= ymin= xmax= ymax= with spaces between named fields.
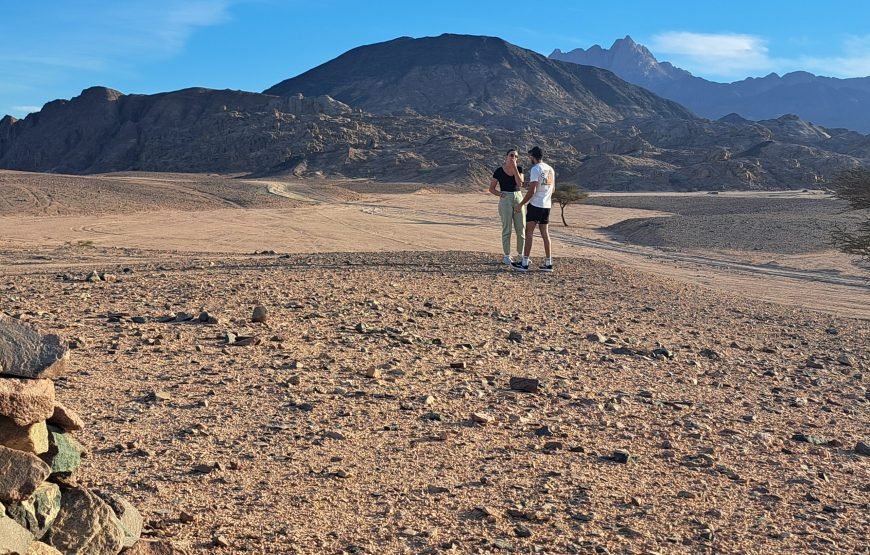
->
xmin=1 ymin=170 xmax=868 ymax=554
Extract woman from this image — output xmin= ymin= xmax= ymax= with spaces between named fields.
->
xmin=488 ymin=148 xmax=525 ymax=265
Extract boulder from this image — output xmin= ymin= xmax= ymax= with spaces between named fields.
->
xmin=0 ymin=316 xmax=69 ymax=379
xmin=40 ymin=427 xmax=84 ymax=477
xmin=0 ymin=502 xmax=34 ymax=555
xmin=96 ymin=491 xmax=142 ymax=548
xmin=0 ymin=445 xmax=51 ymax=503
xmin=46 ymin=487 xmax=125 ymax=555
xmin=46 ymin=403 xmax=84 ymax=433
xmin=0 ymin=417 xmax=49 ymax=455
xmin=5 ymin=482 xmax=61 ymax=540
xmin=0 ymin=379 xmax=55 ymax=427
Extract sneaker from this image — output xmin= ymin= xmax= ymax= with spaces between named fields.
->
xmin=538 ymin=263 xmax=554 ymax=273
xmin=511 ymin=261 xmax=529 ymax=272
xmin=502 ymin=255 xmax=514 ymax=265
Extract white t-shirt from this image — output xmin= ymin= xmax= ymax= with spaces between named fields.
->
xmin=529 ymin=162 xmax=555 ymax=209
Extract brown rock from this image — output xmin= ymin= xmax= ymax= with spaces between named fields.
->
xmin=46 ymin=487 xmax=125 ymax=555
xmin=0 ymin=417 xmax=49 ymax=455
xmin=0 ymin=379 xmax=55 ymax=427
xmin=0 ymin=502 xmax=34 ymax=554
xmin=251 ymin=306 xmax=268 ymax=323
xmin=123 ymin=540 xmax=189 ymax=555
xmin=26 ymin=542 xmax=63 ymax=555
xmin=96 ymin=491 xmax=143 ymax=548
xmin=509 ymin=376 xmax=540 ymax=394
xmin=6 ymin=482 xmax=61 ymax=540
xmin=0 ymin=315 xmax=69 ymax=379
xmin=0 ymin=445 xmax=51 ymax=503
xmin=46 ymin=403 xmax=84 ymax=432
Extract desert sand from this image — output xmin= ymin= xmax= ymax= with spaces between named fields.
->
xmin=1 ymin=170 xmax=868 ymax=554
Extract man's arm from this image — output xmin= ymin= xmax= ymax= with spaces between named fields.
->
xmin=516 ymin=181 xmax=537 ymax=211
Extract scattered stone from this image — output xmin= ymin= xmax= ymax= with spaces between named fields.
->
xmin=0 ymin=503 xmax=34 ymax=555
xmin=251 ymin=306 xmax=268 ymax=323
xmin=543 ymin=441 xmax=564 ymax=451
xmin=5 ymin=482 xmax=61 ymax=540
xmin=610 ymin=449 xmax=635 ymax=464
xmin=586 ymin=332 xmax=606 ymax=343
xmin=426 ymin=485 xmax=449 ymax=495
xmin=86 ymin=271 xmax=102 ymax=283
xmin=46 ymin=487 xmax=125 ymax=555
xmin=534 ymin=425 xmax=554 ymax=437
xmin=365 ymin=368 xmax=382 ymax=379
xmin=0 ymin=315 xmax=69 ymax=379
xmin=507 ymin=330 xmax=523 ymax=343
xmin=96 ymin=491 xmax=143 ymax=548
xmin=46 ymin=402 xmax=84 ymax=432
xmin=449 ymin=362 xmax=466 ymax=369
xmin=40 ymin=427 xmax=84 ymax=477
xmin=0 ymin=378 xmax=56 ymax=427
xmin=230 ymin=336 xmax=260 ymax=347
xmin=471 ymin=413 xmax=494 ymax=425
xmin=509 ymin=377 xmax=540 ymax=393
xmin=699 ymin=348 xmax=721 ymax=359
xmin=652 ymin=347 xmax=675 ymax=359
xmin=213 ymin=536 xmax=230 ymax=548
xmin=0 ymin=445 xmax=51 ymax=503
xmin=792 ymin=433 xmax=829 ymax=446
xmin=855 ymin=441 xmax=870 ymax=456
xmin=0 ymin=417 xmax=49 ymax=454
xmin=514 ymin=525 xmax=532 ymax=538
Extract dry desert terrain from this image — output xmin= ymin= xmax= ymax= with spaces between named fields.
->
xmin=1 ymin=170 xmax=868 ymax=554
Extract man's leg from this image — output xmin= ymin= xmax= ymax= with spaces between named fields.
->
xmin=498 ymin=195 xmax=512 ymax=256
xmin=540 ymin=224 xmax=551 ymax=258
xmin=523 ymin=221 xmax=537 ymax=258
xmin=513 ymin=192 xmax=526 ymax=256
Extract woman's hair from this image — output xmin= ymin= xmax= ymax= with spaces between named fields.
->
xmin=505 ymin=148 xmax=518 ymax=156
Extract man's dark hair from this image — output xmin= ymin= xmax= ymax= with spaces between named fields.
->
xmin=528 ymin=146 xmax=543 ymax=161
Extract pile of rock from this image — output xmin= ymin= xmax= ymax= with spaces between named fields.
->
xmin=0 ymin=315 xmax=142 ymax=554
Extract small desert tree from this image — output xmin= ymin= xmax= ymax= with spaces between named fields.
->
xmin=552 ymin=183 xmax=589 ymax=226
xmin=829 ymin=168 xmax=870 ymax=258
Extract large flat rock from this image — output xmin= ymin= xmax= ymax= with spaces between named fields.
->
xmin=0 ymin=445 xmax=51 ymax=503
xmin=0 ymin=316 xmax=69 ymax=380
xmin=0 ymin=379 xmax=55 ymax=427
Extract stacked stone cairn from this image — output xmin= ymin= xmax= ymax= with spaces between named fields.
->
xmin=1 ymin=315 xmax=142 ymax=554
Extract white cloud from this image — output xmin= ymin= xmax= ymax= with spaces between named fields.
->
xmin=10 ymin=105 xmax=41 ymax=116
xmin=649 ymin=32 xmax=774 ymax=78
xmin=648 ymin=31 xmax=870 ymax=80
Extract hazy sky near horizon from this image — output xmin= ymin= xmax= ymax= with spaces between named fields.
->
xmin=3 ymin=0 xmax=870 ymax=118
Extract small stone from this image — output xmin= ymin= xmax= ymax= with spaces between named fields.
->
xmin=450 ymin=362 xmax=467 ymax=369
xmin=0 ymin=445 xmax=51 ymax=503
xmin=251 ymin=306 xmax=268 ymax=323
xmin=213 ymin=535 xmax=230 ymax=548
xmin=355 ymin=323 xmax=367 ymax=333
xmin=5 ymin=482 xmax=61 ymax=540
xmin=855 ymin=441 xmax=870 ymax=456
xmin=0 ymin=378 xmax=55 ymax=427
xmin=534 ymin=426 xmax=554 ymax=437
xmin=471 ymin=413 xmax=494 ymax=425
xmin=325 ymin=431 xmax=346 ymax=441
xmin=543 ymin=441 xmax=563 ymax=451
xmin=86 ymin=271 xmax=102 ymax=282
xmin=0 ymin=417 xmax=49 ymax=454
xmin=426 ymin=485 xmax=449 ymax=495
xmin=514 ymin=525 xmax=532 ymax=538
xmin=586 ymin=332 xmax=606 ymax=343
xmin=46 ymin=403 xmax=84 ymax=432
xmin=509 ymin=376 xmax=540 ymax=393
xmin=0 ymin=315 xmax=69 ymax=379
xmin=611 ymin=449 xmax=635 ymax=464
xmin=507 ymin=330 xmax=523 ymax=343
xmin=40 ymin=427 xmax=84 ymax=477
xmin=179 ymin=511 xmax=195 ymax=523
xmin=792 ymin=433 xmax=828 ymax=446
xmin=365 ymin=368 xmax=382 ymax=379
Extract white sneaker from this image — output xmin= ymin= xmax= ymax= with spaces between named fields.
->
xmin=502 ymin=255 xmax=514 ymax=265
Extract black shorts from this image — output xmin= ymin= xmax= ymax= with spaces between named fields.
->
xmin=526 ymin=204 xmax=550 ymax=225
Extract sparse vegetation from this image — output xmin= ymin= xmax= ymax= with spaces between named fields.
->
xmin=551 ymin=183 xmax=588 ymax=226
xmin=830 ymin=168 xmax=870 ymax=258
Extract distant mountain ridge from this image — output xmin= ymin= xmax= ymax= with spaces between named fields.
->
xmin=551 ymin=36 xmax=870 ymax=133
xmin=0 ymin=34 xmax=868 ymax=190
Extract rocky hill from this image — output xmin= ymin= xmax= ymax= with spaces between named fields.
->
xmin=551 ymin=36 xmax=870 ymax=133
xmin=1 ymin=34 xmax=868 ymax=190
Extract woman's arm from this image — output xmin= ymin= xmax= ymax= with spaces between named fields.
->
xmin=488 ymin=177 xmax=501 ymax=197
xmin=513 ymin=171 xmax=523 ymax=189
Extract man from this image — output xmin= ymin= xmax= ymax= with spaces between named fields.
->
xmin=512 ymin=146 xmax=555 ymax=272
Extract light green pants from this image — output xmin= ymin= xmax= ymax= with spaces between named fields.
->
xmin=498 ymin=191 xmax=526 ymax=256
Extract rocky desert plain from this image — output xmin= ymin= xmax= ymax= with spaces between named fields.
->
xmin=0 ymin=169 xmax=868 ymax=554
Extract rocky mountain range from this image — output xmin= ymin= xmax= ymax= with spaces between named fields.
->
xmin=1 ymin=34 xmax=868 ymax=190
xmin=551 ymin=36 xmax=870 ymax=133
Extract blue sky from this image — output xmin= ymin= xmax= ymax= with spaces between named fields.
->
xmin=3 ymin=0 xmax=870 ymax=118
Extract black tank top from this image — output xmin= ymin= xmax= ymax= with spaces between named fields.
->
xmin=493 ymin=166 xmax=523 ymax=192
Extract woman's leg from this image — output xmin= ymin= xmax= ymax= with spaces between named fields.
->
xmin=498 ymin=195 xmax=512 ymax=256
xmin=513 ymin=193 xmax=526 ymax=256
xmin=539 ymin=224 xmax=551 ymax=258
